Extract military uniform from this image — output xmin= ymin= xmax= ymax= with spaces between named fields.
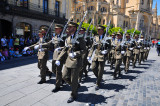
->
xmin=26 ymin=31 xmax=52 ymax=84
xmin=113 ymin=33 xmax=123 ymax=79
xmin=50 ymin=24 xmax=67 ymax=92
xmin=88 ymin=25 xmax=109 ymax=89
xmin=56 ymin=22 xmax=86 ymax=103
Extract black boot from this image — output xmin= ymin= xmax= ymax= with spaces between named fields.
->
xmin=52 ymin=87 xmax=61 ymax=93
xmin=37 ymin=79 xmax=46 ymax=84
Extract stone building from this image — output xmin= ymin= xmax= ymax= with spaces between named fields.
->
xmin=0 ymin=0 xmax=71 ymax=39
xmin=71 ymin=0 xmax=160 ymax=39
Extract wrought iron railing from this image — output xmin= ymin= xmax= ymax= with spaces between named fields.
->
xmin=0 ymin=1 xmax=66 ymax=24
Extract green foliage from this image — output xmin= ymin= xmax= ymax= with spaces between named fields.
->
xmin=77 ymin=22 xmax=97 ymax=35
xmin=109 ymin=27 xmax=123 ymax=35
xmin=127 ymin=28 xmax=140 ymax=35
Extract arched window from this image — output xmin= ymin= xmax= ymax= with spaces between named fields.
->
xmin=88 ymin=6 xmax=95 ymax=11
xmin=101 ymin=7 xmax=107 ymax=12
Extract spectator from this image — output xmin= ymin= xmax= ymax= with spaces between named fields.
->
xmin=19 ymin=36 xmax=25 ymax=52
xmin=2 ymin=48 xmax=10 ymax=60
xmin=14 ymin=48 xmax=22 ymax=58
xmin=14 ymin=35 xmax=20 ymax=50
xmin=1 ymin=36 xmax=8 ymax=50
xmin=26 ymin=37 xmax=31 ymax=46
xmin=9 ymin=48 xmax=15 ymax=58
xmin=0 ymin=51 xmax=5 ymax=62
xmin=8 ymin=36 xmax=14 ymax=49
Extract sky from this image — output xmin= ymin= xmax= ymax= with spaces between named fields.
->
xmin=153 ymin=0 xmax=160 ymax=15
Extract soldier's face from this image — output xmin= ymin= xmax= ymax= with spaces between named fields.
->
xmin=98 ymin=29 xmax=104 ymax=35
xmin=38 ymin=33 xmax=43 ymax=38
xmin=55 ymin=28 xmax=62 ymax=35
xmin=79 ymin=30 xmax=85 ymax=34
xmin=67 ymin=26 xmax=76 ymax=34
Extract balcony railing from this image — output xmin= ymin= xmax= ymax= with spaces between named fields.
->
xmin=0 ymin=1 xmax=67 ymax=24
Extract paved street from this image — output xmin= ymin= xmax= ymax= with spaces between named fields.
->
xmin=0 ymin=48 xmax=160 ymax=106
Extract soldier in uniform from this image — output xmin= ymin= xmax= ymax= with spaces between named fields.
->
xmin=132 ymin=34 xmax=140 ymax=68
xmin=88 ymin=25 xmax=108 ymax=90
xmin=123 ymin=33 xmax=132 ymax=74
xmin=51 ymin=24 xmax=67 ymax=92
xmin=138 ymin=35 xmax=144 ymax=65
xmin=110 ymin=33 xmax=116 ymax=70
xmin=55 ymin=22 xmax=86 ymax=103
xmin=113 ymin=32 xmax=123 ymax=79
xmin=78 ymin=27 xmax=88 ymax=83
xmin=24 ymin=29 xmax=52 ymax=84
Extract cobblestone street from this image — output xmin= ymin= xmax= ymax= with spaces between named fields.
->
xmin=0 ymin=48 xmax=160 ymax=106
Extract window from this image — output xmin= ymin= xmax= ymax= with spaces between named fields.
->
xmin=101 ymin=7 xmax=107 ymax=12
xmin=88 ymin=6 xmax=95 ymax=11
xmin=126 ymin=21 xmax=128 ymax=27
xmin=127 ymin=0 xmax=129 ymax=3
xmin=43 ymin=0 xmax=48 ymax=14
xmin=141 ymin=0 xmax=144 ymax=5
xmin=103 ymin=19 xmax=105 ymax=25
xmin=55 ymin=1 xmax=60 ymax=16
xmin=20 ymin=0 xmax=28 ymax=8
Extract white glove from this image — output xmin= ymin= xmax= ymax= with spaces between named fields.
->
xmin=138 ymin=46 xmax=141 ymax=48
xmin=69 ymin=53 xmax=75 ymax=58
xmin=121 ymin=51 xmax=125 ymax=54
xmin=55 ymin=60 xmax=60 ymax=66
xmin=87 ymin=57 xmax=91 ymax=61
xmin=101 ymin=50 xmax=107 ymax=55
xmin=129 ymin=48 xmax=133 ymax=50
xmin=24 ymin=47 xmax=29 ymax=51
xmin=55 ymin=47 xmax=61 ymax=51
xmin=34 ymin=45 xmax=39 ymax=50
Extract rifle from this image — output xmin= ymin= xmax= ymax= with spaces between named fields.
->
xmin=70 ymin=11 xmax=88 ymax=53
xmin=71 ymin=11 xmax=88 ymax=45
xmin=101 ymin=19 xmax=111 ymax=50
xmin=130 ymin=29 xmax=135 ymax=43
xmin=59 ymin=16 xmax=73 ymax=41
xmin=89 ymin=23 xmax=95 ymax=41
xmin=121 ymin=27 xmax=127 ymax=46
xmin=84 ymin=19 xmax=93 ymax=41
xmin=44 ymin=19 xmax=55 ymax=41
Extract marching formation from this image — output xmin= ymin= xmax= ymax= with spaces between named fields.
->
xmin=24 ymin=12 xmax=151 ymax=103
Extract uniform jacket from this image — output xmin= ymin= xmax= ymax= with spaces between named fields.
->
xmin=57 ymin=34 xmax=86 ymax=68
xmin=29 ymin=38 xmax=50 ymax=60
xmin=88 ymin=34 xmax=109 ymax=62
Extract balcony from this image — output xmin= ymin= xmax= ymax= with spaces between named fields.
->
xmin=140 ymin=8 xmax=152 ymax=14
xmin=0 ymin=1 xmax=67 ymax=24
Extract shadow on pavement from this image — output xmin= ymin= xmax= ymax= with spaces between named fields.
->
xmin=77 ymin=93 xmax=113 ymax=104
xmin=101 ymin=83 xmax=126 ymax=92
xmin=128 ymin=70 xmax=143 ymax=74
xmin=0 ymin=53 xmax=53 ymax=70
xmin=119 ymin=74 xmax=137 ymax=81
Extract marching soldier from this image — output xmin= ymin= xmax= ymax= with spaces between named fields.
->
xmin=138 ymin=35 xmax=144 ymax=65
xmin=110 ymin=33 xmax=116 ymax=70
xmin=55 ymin=22 xmax=86 ymax=103
xmin=78 ymin=27 xmax=88 ymax=83
xmin=88 ymin=25 xmax=108 ymax=90
xmin=132 ymin=34 xmax=140 ymax=68
xmin=51 ymin=24 xmax=67 ymax=92
xmin=24 ymin=29 xmax=52 ymax=84
xmin=113 ymin=32 xmax=123 ymax=79
xmin=123 ymin=34 xmax=132 ymax=73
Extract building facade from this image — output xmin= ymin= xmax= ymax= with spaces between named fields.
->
xmin=71 ymin=0 xmax=160 ymax=39
xmin=0 ymin=0 xmax=71 ymax=39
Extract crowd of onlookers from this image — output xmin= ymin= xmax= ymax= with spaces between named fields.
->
xmin=0 ymin=35 xmax=39 ymax=62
